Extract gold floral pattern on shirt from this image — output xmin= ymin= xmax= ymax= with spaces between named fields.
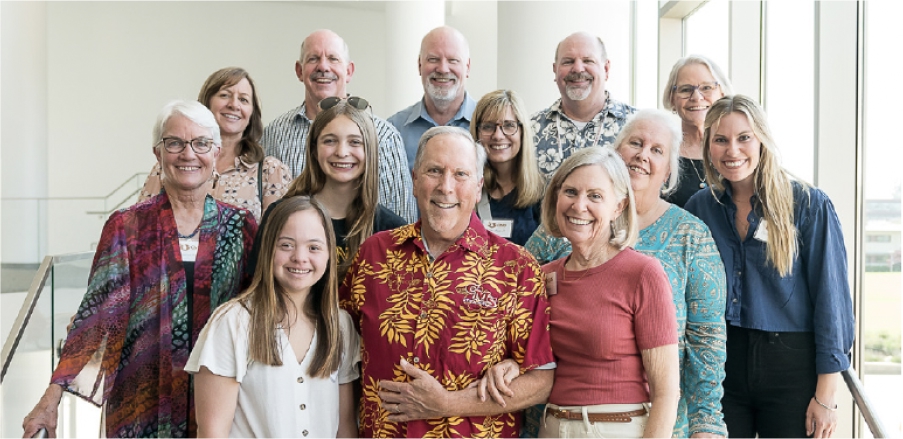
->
xmin=341 ymin=214 xmax=554 ymax=438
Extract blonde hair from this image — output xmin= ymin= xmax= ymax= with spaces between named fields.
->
xmin=541 ymin=147 xmax=638 ymax=249
xmin=233 ymin=196 xmax=342 ymax=377
xmin=470 ymin=90 xmax=545 ymax=208
xmin=702 ymin=94 xmax=806 ymax=277
xmin=284 ymin=101 xmax=379 ymax=279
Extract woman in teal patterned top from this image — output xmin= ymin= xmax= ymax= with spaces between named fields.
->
xmin=523 ymin=109 xmax=728 ymax=438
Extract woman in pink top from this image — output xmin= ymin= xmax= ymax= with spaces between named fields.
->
xmin=481 ymin=147 xmax=680 ymax=438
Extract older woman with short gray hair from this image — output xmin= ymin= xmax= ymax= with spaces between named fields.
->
xmin=23 ymin=100 xmax=257 ymax=438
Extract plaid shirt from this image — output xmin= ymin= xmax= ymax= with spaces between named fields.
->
xmin=261 ymin=104 xmax=417 ymax=223
xmin=530 ymin=92 xmax=636 ymax=177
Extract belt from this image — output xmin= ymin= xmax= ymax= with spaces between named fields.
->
xmin=547 ymin=407 xmax=647 ymax=423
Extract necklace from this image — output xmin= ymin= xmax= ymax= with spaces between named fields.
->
xmin=178 ymin=225 xmax=200 ymax=239
xmin=688 ymin=158 xmax=706 ymax=189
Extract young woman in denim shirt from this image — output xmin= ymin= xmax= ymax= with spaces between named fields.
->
xmin=685 ymin=95 xmax=854 ymax=439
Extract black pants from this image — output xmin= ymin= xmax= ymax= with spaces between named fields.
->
xmin=722 ymin=325 xmax=817 ymax=438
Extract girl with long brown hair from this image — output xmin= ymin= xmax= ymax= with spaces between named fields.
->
xmin=250 ymin=99 xmax=407 ymax=280
xmin=187 ymin=196 xmax=359 ymax=438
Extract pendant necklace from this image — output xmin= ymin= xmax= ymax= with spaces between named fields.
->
xmin=689 ymin=158 xmax=707 ymax=189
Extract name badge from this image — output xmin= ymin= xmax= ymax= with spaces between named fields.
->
xmin=754 ymin=220 xmax=769 ymax=243
xmin=483 ymin=219 xmax=513 ymax=238
xmin=545 ymin=272 xmax=558 ymax=296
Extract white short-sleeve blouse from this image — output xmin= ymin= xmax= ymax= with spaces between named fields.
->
xmin=186 ymin=302 xmax=361 ymax=438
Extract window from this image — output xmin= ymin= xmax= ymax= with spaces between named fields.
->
xmin=684 ymin=0 xmax=729 ymax=72
xmin=765 ymin=1 xmax=815 ymax=183
xmin=862 ymin=2 xmax=902 ymax=436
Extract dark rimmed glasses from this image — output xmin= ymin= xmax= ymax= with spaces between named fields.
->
xmin=318 ymin=96 xmax=370 ymax=112
xmin=671 ymin=82 xmax=720 ymax=99
xmin=156 ymin=137 xmax=215 ymax=154
xmin=478 ymin=121 xmax=520 ymax=136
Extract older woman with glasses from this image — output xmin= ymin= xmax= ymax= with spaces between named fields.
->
xmin=139 ymin=67 xmax=292 ymax=221
xmin=470 ymin=90 xmax=546 ymax=246
xmin=521 ymin=109 xmax=728 ymax=438
xmin=661 ymin=55 xmax=733 ymax=207
xmin=23 ymin=100 xmax=256 ymax=438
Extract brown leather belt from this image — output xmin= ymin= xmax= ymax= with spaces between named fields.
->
xmin=547 ymin=407 xmax=647 ymax=423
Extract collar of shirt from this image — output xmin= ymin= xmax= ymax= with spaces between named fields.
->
xmin=292 ymin=103 xmax=314 ymax=123
xmin=403 ymin=92 xmax=477 ymax=126
xmin=408 ymin=212 xmax=492 ymax=259
xmin=217 ymin=155 xmax=256 ymax=175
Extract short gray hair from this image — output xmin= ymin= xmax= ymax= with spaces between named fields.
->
xmin=541 ymin=147 xmax=638 ymax=249
xmin=413 ymin=126 xmax=486 ymax=180
xmin=662 ymin=54 xmax=734 ymax=110
xmin=613 ymin=109 xmax=683 ymax=195
xmin=152 ymin=100 xmax=221 ymax=147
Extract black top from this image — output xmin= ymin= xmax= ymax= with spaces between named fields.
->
xmin=664 ymin=157 xmax=707 ymax=208
xmin=245 ymin=200 xmax=407 ymax=277
xmin=480 ymin=189 xmax=542 ymax=247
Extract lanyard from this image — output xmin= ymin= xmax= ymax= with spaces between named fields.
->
xmin=555 ymin=110 xmax=604 ymax=159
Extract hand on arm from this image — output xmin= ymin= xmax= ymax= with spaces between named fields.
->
xmin=806 ymin=373 xmax=839 ymax=439
xmin=22 ymin=384 xmax=63 ymax=438
xmin=475 ymin=359 xmax=520 ymax=405
xmin=194 ymin=367 xmax=239 ymax=438
xmin=378 ymin=359 xmax=552 ymax=422
xmin=641 ymin=344 xmax=680 ymax=438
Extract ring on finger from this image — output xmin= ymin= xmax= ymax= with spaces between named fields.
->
xmin=395 ymin=403 xmax=401 ymax=413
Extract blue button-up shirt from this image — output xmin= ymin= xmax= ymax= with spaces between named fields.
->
xmin=685 ymin=182 xmax=854 ymax=374
xmin=387 ymin=93 xmax=477 ymax=171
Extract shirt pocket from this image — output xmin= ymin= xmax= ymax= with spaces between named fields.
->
xmin=746 ymin=239 xmax=796 ymax=308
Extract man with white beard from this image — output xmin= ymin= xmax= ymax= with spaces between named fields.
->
xmin=388 ymin=26 xmax=477 ymax=172
xmin=531 ymin=32 xmax=636 ymax=177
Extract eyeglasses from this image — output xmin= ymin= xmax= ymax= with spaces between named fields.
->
xmin=671 ymin=82 xmax=720 ymax=99
xmin=157 ymin=137 xmax=216 ymax=154
xmin=478 ymin=121 xmax=520 ymax=136
xmin=318 ymin=96 xmax=370 ymax=111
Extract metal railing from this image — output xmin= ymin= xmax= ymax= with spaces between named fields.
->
xmin=0 ymin=250 xmax=893 ymax=438
xmin=1 ymin=252 xmax=94 ymax=383
xmin=843 ymin=368 xmax=889 ymax=438
xmin=0 ymin=172 xmax=147 ymax=216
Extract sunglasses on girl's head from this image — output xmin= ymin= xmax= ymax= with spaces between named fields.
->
xmin=318 ymin=96 xmax=370 ymax=111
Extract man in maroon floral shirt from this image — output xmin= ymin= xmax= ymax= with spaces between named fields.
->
xmin=340 ymin=126 xmax=554 ymax=438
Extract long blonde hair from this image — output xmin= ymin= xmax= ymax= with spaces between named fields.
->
xmin=234 ymin=196 xmax=342 ymax=377
xmin=702 ymin=95 xmax=806 ymax=277
xmin=284 ymin=102 xmax=379 ymax=279
xmin=470 ymin=90 xmax=545 ymax=208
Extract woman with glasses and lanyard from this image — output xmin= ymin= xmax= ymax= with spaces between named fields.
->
xmin=139 ymin=67 xmax=292 ymax=222
xmin=661 ymin=55 xmax=734 ymax=207
xmin=249 ymin=97 xmax=406 ymax=281
xmin=23 ymin=100 xmax=256 ymax=438
xmin=470 ymin=90 xmax=545 ymax=246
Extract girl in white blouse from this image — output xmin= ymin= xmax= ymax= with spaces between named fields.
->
xmin=187 ymin=195 xmax=360 ymax=438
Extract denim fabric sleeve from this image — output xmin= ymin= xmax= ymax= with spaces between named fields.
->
xmin=683 ymin=224 xmax=729 ymax=436
xmin=800 ymin=188 xmax=854 ymax=374
xmin=524 ymin=226 xmax=572 ymax=265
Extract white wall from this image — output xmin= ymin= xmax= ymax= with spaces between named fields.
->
xmin=2 ymin=1 xmax=633 ymax=257
xmin=497 ymin=1 xmax=632 ymax=114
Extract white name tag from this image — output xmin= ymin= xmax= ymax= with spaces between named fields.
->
xmin=754 ymin=220 xmax=769 ymax=243
xmin=483 ymin=219 xmax=514 ymax=238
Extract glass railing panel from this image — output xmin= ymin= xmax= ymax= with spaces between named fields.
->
xmin=1 ymin=263 xmax=55 ymax=438
xmin=51 ymin=254 xmax=101 ymax=438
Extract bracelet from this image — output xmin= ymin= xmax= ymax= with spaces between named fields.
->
xmin=813 ymin=395 xmax=837 ymax=411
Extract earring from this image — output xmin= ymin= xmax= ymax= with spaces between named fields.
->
xmin=610 ymin=220 xmax=617 ymax=237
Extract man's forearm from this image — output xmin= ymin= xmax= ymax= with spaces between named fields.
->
xmin=441 ymin=369 xmax=553 ymax=418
